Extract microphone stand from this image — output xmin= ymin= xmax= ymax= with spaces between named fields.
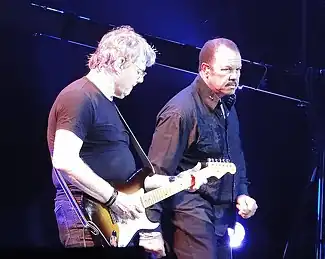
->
xmin=237 ymin=84 xmax=309 ymax=107
xmin=305 ymin=67 xmax=325 ymax=259
xmin=316 ymin=152 xmax=325 ymax=259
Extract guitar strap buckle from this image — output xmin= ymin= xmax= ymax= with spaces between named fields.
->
xmin=86 ymin=221 xmax=100 ymax=236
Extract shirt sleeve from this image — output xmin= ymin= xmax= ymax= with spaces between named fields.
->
xmin=231 ymin=109 xmax=249 ymax=196
xmin=54 ymin=91 xmax=94 ymax=140
xmin=148 ymin=110 xmax=191 ymax=177
xmin=236 ymin=149 xmax=249 ymax=196
xmin=144 ymin=110 xmax=192 ymax=227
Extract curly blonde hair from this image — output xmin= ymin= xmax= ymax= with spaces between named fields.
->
xmin=88 ymin=25 xmax=156 ymax=71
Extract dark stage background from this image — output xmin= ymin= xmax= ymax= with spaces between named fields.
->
xmin=2 ymin=1 xmax=325 ymax=258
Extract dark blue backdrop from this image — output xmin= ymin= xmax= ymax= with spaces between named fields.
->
xmin=1 ymin=1 xmax=322 ymax=258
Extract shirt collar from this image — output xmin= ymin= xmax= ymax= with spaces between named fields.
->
xmin=194 ymin=75 xmax=221 ymax=112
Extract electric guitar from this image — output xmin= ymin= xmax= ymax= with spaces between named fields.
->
xmin=82 ymin=160 xmax=236 ymax=247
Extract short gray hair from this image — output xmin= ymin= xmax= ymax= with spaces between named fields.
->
xmin=88 ymin=25 xmax=156 ymax=71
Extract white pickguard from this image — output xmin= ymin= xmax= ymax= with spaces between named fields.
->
xmin=115 ymin=188 xmax=160 ymax=247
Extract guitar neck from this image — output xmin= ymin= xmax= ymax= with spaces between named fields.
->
xmin=140 ymin=162 xmax=236 ymax=208
xmin=140 ymin=179 xmax=189 ymax=208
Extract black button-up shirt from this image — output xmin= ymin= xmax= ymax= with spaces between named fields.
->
xmin=147 ymin=75 xmax=249 ymax=226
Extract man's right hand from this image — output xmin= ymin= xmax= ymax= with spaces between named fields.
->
xmin=110 ymin=191 xmax=144 ymax=220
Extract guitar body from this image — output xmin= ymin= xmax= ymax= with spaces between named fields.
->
xmin=82 ymin=168 xmax=159 ymax=247
xmin=80 ymin=161 xmax=236 ymax=248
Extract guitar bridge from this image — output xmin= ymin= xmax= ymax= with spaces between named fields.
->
xmin=109 ymin=209 xmax=118 ymax=224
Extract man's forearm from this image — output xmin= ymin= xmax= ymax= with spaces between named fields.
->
xmin=54 ymin=157 xmax=114 ymax=203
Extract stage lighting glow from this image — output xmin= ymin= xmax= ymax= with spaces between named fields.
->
xmin=227 ymin=222 xmax=245 ymax=248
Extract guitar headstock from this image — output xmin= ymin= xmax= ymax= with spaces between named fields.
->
xmin=200 ymin=159 xmax=236 ymax=179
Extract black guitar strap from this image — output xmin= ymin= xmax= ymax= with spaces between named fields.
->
xmin=113 ymin=103 xmax=155 ymax=176
xmin=53 ymin=167 xmax=99 ymax=233
xmin=52 ymin=102 xmax=154 ymax=232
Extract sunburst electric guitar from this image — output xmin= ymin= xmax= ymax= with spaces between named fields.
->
xmin=76 ymin=161 xmax=236 ymax=247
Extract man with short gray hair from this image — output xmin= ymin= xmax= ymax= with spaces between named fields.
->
xmin=47 ymin=25 xmax=204 ymax=248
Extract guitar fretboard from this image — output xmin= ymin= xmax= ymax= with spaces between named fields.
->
xmin=141 ymin=179 xmax=189 ymax=208
xmin=139 ymin=162 xmax=236 ymax=208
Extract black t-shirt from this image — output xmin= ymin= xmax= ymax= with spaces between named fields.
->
xmin=47 ymin=77 xmax=136 ymax=187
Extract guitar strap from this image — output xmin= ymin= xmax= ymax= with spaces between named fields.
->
xmin=113 ymin=103 xmax=155 ymax=176
xmin=53 ymin=167 xmax=92 ymax=229
xmin=53 ymin=102 xmax=155 ymax=232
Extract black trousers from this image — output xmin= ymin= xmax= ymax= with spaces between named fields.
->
xmin=159 ymin=201 xmax=235 ymax=259
xmin=170 ymin=213 xmax=231 ymax=259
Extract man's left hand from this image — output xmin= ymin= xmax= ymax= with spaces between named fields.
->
xmin=236 ymin=195 xmax=258 ymax=219
xmin=177 ymin=162 xmax=208 ymax=192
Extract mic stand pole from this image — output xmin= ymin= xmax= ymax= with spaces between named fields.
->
xmin=237 ymin=84 xmax=309 ymax=106
xmin=308 ymin=67 xmax=325 ymax=259
xmin=316 ymin=151 xmax=325 ymax=259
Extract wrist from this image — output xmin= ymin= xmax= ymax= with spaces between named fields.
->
xmin=105 ymin=189 xmax=118 ymax=207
